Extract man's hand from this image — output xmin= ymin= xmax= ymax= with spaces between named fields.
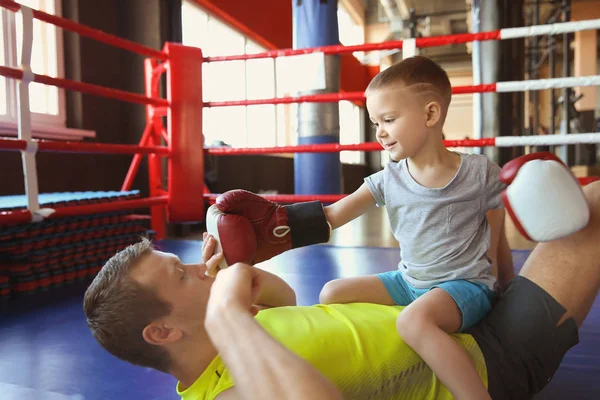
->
xmin=202 ymin=232 xmax=226 ymax=277
xmin=202 ymin=232 xmax=296 ymax=308
xmin=206 ymin=263 xmax=263 ymax=324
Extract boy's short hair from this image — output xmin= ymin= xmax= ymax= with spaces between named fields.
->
xmin=367 ymin=56 xmax=452 ymax=116
xmin=83 ymin=238 xmax=173 ymax=373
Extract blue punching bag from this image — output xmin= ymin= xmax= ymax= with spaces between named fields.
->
xmin=293 ymin=0 xmax=341 ymax=196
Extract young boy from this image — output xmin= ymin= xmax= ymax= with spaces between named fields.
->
xmin=319 ymin=56 xmax=510 ymax=400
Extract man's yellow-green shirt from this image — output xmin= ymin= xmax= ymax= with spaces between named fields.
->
xmin=177 ymin=303 xmax=487 ymax=399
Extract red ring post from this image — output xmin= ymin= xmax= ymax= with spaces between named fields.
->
xmin=145 ymin=58 xmax=167 ymax=238
xmin=164 ymin=43 xmax=205 ymax=223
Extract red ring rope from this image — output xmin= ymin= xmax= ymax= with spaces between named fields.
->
xmin=205 ymin=139 xmax=498 ymax=156
xmin=0 ymin=137 xmax=170 ymax=155
xmin=205 ymin=176 xmax=598 ymax=205
xmin=204 ymin=31 xmax=502 ymax=62
xmin=204 ymin=84 xmax=497 ymax=108
xmin=0 ymin=196 xmax=169 ymax=225
xmin=0 ymin=0 xmax=167 ymax=60
xmin=206 ymin=142 xmax=384 ymax=155
xmin=0 ymin=66 xmax=168 ymax=107
xmin=203 ymin=193 xmax=346 ymax=204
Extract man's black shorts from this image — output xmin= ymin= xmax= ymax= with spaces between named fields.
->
xmin=466 ymin=276 xmax=580 ymax=399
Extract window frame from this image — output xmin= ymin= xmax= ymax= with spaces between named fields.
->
xmin=0 ymin=0 xmax=94 ymax=140
xmin=182 ymin=0 xmax=366 ymax=164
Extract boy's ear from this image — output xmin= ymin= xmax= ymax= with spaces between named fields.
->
xmin=424 ymin=101 xmax=442 ymax=127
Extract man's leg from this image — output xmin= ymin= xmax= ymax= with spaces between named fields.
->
xmin=518 ymin=181 xmax=600 ymax=327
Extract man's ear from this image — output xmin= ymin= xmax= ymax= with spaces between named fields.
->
xmin=424 ymin=101 xmax=442 ymax=128
xmin=142 ymin=320 xmax=182 ymax=346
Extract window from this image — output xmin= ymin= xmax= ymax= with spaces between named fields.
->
xmin=337 ymin=3 xmax=365 ymax=61
xmin=339 ymin=100 xmax=364 ymax=164
xmin=338 ymin=2 xmax=366 ymax=164
xmin=182 ymin=0 xmax=365 ymax=164
xmin=182 ymin=1 xmax=280 ymax=149
xmin=0 ymin=0 xmax=73 ymax=139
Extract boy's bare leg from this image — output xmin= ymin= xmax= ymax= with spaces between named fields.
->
xmin=518 ymin=181 xmax=600 ymax=327
xmin=319 ymin=276 xmax=396 ymax=305
xmin=396 ymin=289 xmax=491 ymax=400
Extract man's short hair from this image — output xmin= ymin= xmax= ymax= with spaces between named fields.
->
xmin=83 ymin=238 xmax=173 ymax=373
xmin=367 ymin=55 xmax=452 ymax=117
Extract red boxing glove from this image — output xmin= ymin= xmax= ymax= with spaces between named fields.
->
xmin=205 ymin=204 xmax=257 ymax=274
xmin=206 ymin=190 xmax=331 ymax=269
xmin=500 ymin=152 xmax=589 ymax=242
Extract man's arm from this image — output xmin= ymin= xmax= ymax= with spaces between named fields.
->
xmin=202 ymin=233 xmax=296 ymax=308
xmin=324 ymin=183 xmax=376 ymax=230
xmin=486 ymin=208 xmax=515 ymax=290
xmin=253 ymin=267 xmax=296 ymax=308
xmin=207 ymin=264 xmax=344 ymax=400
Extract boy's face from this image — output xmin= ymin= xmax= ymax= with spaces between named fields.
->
xmin=366 ymin=84 xmax=434 ymax=162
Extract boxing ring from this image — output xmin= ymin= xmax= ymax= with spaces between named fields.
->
xmin=0 ymin=1 xmax=598 ymax=399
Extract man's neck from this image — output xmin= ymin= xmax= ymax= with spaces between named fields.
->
xmin=170 ymin=332 xmax=218 ymax=390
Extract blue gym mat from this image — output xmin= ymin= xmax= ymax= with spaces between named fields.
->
xmin=0 ymin=191 xmax=141 ymax=211
xmin=0 ymin=191 xmax=152 ymax=298
xmin=0 ymin=241 xmax=598 ymax=399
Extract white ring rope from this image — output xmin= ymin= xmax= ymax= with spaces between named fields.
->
xmin=500 ymin=19 xmax=600 ymax=40
xmin=497 ymin=75 xmax=600 ymax=92
xmin=495 ymin=133 xmax=600 ymax=147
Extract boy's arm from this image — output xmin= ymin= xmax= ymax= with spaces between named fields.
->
xmin=324 ymin=183 xmax=376 ymax=230
xmin=486 ymin=208 xmax=515 ymax=290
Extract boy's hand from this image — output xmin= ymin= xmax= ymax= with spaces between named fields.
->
xmin=500 ymin=152 xmax=589 ymax=241
xmin=215 ymin=190 xmax=330 ymax=263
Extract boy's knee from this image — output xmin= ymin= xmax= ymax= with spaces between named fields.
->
xmin=396 ymin=307 xmax=430 ymax=346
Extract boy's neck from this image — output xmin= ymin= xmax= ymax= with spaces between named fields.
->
xmin=407 ymin=133 xmax=455 ymax=171
xmin=405 ymin=133 xmax=462 ymax=189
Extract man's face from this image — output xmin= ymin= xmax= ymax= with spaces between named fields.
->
xmin=130 ymin=250 xmax=214 ymax=335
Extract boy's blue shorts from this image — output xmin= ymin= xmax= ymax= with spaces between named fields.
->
xmin=378 ymin=270 xmax=495 ymax=331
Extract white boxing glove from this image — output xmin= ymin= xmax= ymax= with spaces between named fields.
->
xmin=500 ymin=152 xmax=590 ymax=242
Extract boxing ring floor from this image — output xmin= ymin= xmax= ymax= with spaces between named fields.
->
xmin=0 ymin=240 xmax=598 ymax=400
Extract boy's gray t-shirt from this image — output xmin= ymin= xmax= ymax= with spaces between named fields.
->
xmin=364 ymin=152 xmax=505 ymax=291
